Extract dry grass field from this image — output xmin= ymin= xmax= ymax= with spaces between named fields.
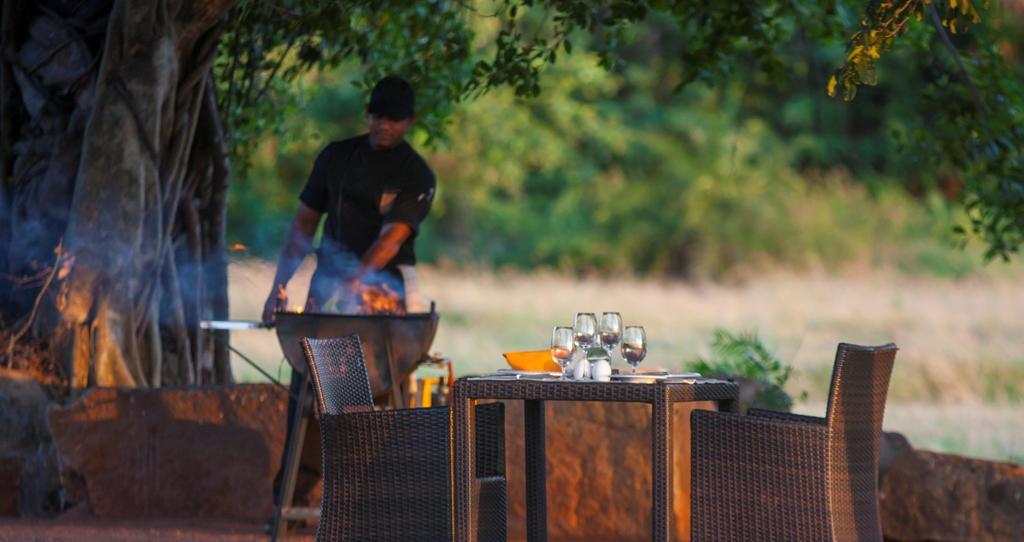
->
xmin=227 ymin=258 xmax=1024 ymax=462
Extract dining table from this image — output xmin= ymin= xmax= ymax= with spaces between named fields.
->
xmin=451 ymin=373 xmax=740 ymax=542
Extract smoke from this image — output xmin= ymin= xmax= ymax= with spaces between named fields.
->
xmin=2 ymin=8 xmax=101 ymax=321
xmin=308 ymin=239 xmax=407 ymax=314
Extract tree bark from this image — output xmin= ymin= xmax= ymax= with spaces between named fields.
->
xmin=3 ymin=0 xmax=233 ymax=392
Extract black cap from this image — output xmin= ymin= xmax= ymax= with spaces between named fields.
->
xmin=367 ymin=76 xmax=415 ymax=120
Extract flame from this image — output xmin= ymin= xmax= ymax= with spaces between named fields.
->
xmin=230 ymin=243 xmax=249 ymax=252
xmin=355 ymin=282 xmax=405 ymax=315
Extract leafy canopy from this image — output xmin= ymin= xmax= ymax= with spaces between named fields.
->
xmin=215 ymin=0 xmax=1022 ymax=260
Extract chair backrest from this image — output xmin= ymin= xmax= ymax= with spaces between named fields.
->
xmin=302 ymin=335 xmax=374 ymax=415
xmin=823 ymin=342 xmax=898 ymax=542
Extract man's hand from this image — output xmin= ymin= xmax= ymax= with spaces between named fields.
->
xmin=263 ymin=203 xmax=322 ymax=324
xmin=262 ymin=284 xmax=287 ymax=324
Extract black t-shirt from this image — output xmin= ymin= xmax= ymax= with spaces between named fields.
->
xmin=299 ymin=134 xmax=435 ymax=277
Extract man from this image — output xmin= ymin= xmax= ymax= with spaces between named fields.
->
xmin=263 ymin=76 xmax=435 ymax=518
xmin=261 ymin=75 xmax=434 ymax=323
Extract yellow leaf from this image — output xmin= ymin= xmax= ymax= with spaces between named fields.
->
xmin=950 ymin=0 xmax=957 ymax=9
xmin=827 ymin=75 xmax=838 ymax=97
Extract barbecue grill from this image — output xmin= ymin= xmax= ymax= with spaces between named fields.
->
xmin=201 ymin=306 xmax=440 ymax=405
xmin=273 ymin=309 xmax=440 ymax=405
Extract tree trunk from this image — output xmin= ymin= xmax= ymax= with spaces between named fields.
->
xmin=2 ymin=0 xmax=234 ymax=392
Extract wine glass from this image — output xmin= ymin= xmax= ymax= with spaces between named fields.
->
xmin=621 ymin=326 xmax=647 ymax=374
xmin=550 ymin=326 xmax=576 ymax=380
xmin=573 ymin=312 xmax=598 ymax=353
xmin=598 ymin=312 xmax=622 ymax=360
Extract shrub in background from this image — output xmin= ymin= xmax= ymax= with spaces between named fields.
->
xmin=686 ymin=329 xmax=797 ymax=413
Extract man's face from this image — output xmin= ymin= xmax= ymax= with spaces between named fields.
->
xmin=367 ymin=113 xmax=414 ymax=150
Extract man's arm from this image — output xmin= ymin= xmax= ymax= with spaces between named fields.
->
xmin=348 ymin=222 xmax=414 ymax=284
xmin=261 ymin=202 xmax=322 ymax=323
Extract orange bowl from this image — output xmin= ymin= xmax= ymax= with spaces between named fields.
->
xmin=502 ymin=350 xmax=560 ymax=372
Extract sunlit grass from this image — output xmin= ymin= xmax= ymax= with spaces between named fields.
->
xmin=227 ymin=259 xmax=1024 ymax=461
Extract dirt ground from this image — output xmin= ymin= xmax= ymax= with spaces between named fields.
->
xmin=0 ymin=517 xmax=314 ymax=542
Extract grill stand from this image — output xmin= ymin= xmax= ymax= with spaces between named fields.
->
xmin=271 ymin=369 xmax=316 ymax=541
xmin=269 ymin=311 xmax=438 ymax=541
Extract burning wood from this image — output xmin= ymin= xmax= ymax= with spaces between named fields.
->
xmin=353 ymin=282 xmax=405 ymax=316
xmin=277 ymin=278 xmax=405 ymax=316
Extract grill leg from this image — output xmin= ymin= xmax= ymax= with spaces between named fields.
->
xmin=272 ymin=371 xmax=311 ymax=541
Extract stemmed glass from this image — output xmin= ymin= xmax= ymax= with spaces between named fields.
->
xmin=621 ymin=326 xmax=647 ymax=374
xmin=572 ymin=312 xmax=598 ymax=378
xmin=598 ymin=312 xmax=622 ymax=361
xmin=550 ymin=326 xmax=576 ymax=380
xmin=573 ymin=311 xmax=597 ymax=352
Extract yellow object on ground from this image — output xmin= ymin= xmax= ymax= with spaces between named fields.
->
xmin=502 ymin=350 xmax=560 ymax=372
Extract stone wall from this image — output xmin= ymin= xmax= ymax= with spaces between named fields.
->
xmin=502 ymin=400 xmax=716 ymax=542
xmin=11 ymin=376 xmax=1023 ymax=540
xmin=880 ymin=449 xmax=1024 ymax=541
xmin=0 ymin=369 xmax=62 ymax=516
xmin=47 ymin=385 xmax=287 ymax=521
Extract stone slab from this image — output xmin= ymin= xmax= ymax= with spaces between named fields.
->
xmin=47 ymin=385 xmax=287 ymax=521
xmin=503 ymin=399 xmax=716 ymax=542
xmin=880 ymin=450 xmax=1024 ymax=541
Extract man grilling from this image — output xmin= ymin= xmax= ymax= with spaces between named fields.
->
xmin=263 ymin=76 xmax=435 ymax=520
xmin=261 ymin=75 xmax=434 ymax=323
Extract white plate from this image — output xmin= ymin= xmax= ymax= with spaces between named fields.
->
xmin=496 ymin=369 xmax=562 ymax=377
xmin=611 ymin=372 xmax=703 ymax=383
xmin=610 ymin=373 xmax=661 ymax=383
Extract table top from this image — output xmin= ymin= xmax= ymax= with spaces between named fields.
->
xmin=454 ymin=375 xmax=738 ymax=403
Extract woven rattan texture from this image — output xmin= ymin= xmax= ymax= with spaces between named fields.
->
xmin=748 ymin=408 xmax=826 ymax=425
xmin=460 ymin=379 xmax=738 ymax=403
xmin=317 ymin=407 xmax=451 ymax=541
xmin=316 ymin=403 xmax=507 ymax=542
xmin=303 ymin=335 xmax=374 ymax=415
xmin=452 ymin=378 xmax=739 ymax=542
xmin=474 ymin=402 xmax=505 ymax=478
xmin=523 ymin=400 xmax=546 ymax=541
xmin=825 ymin=343 xmax=897 ymax=542
xmin=690 ymin=343 xmax=897 ymax=542
xmin=476 ymin=477 xmax=508 ymax=542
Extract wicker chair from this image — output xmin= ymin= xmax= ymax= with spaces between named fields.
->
xmin=303 ymin=335 xmax=507 ymax=542
xmin=690 ymin=342 xmax=898 ymax=542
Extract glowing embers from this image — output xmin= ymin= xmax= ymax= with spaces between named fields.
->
xmin=351 ymin=282 xmax=405 ymax=316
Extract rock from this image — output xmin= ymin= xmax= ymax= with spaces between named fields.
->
xmin=0 ymin=369 xmax=61 ymax=516
xmin=47 ymin=385 xmax=287 ymax=521
xmin=0 ymin=457 xmax=20 ymax=515
xmin=880 ymin=450 xmax=1024 ymax=541
xmin=503 ymin=399 xmax=718 ymax=541
xmin=878 ymin=431 xmax=912 ymax=479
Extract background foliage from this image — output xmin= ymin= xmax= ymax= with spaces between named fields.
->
xmin=225 ymin=2 xmax=1024 ymax=279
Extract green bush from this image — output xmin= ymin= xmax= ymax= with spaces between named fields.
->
xmin=686 ymin=329 xmax=796 ymax=412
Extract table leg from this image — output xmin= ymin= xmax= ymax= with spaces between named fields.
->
xmin=524 ymin=399 xmax=547 ymax=542
xmin=652 ymin=391 xmax=673 ymax=542
xmin=452 ymin=383 xmax=474 ymax=542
